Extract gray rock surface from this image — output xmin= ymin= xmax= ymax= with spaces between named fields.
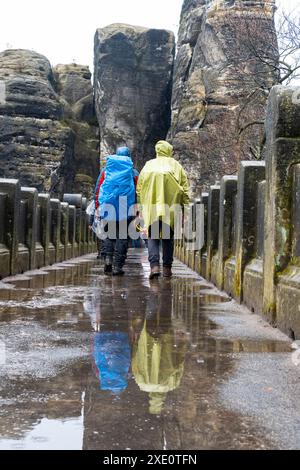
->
xmin=169 ymin=0 xmax=278 ymax=196
xmin=94 ymin=23 xmax=175 ymax=169
xmin=0 ymin=50 xmax=98 ymax=197
xmin=0 ymin=50 xmax=74 ymax=194
xmin=53 ymin=64 xmax=99 ymax=197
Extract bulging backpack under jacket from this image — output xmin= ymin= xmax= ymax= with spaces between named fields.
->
xmin=99 ymin=155 xmax=136 ymax=221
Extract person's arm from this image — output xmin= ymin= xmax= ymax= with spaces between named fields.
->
xmin=133 ymin=169 xmax=139 ymax=209
xmin=136 ymin=170 xmax=144 ymax=204
xmin=180 ymin=167 xmax=190 ymax=206
xmin=133 ymin=168 xmax=139 ymax=188
xmin=89 ymin=213 xmax=94 ymax=227
xmin=95 ymin=170 xmax=105 ymax=209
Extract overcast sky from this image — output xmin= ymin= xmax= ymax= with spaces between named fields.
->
xmin=0 ymin=0 xmax=299 ymax=70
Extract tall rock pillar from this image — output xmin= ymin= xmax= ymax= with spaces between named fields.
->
xmin=94 ymin=24 xmax=175 ymax=169
xmin=169 ymin=0 xmax=278 ymax=196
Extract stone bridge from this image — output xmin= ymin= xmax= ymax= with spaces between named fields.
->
xmin=0 ymin=85 xmax=299 ymax=449
xmin=1 ymin=85 xmax=299 ymax=339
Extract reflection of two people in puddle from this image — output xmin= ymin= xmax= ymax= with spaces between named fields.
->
xmin=84 ymin=282 xmax=188 ymax=415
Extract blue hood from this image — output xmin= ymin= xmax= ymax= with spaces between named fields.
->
xmin=116 ymin=147 xmax=132 ymax=158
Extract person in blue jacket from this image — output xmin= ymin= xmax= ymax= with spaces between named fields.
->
xmin=94 ymin=330 xmax=131 ymax=394
xmin=84 ymin=282 xmax=133 ymax=396
xmin=97 ymin=147 xmax=139 ymax=276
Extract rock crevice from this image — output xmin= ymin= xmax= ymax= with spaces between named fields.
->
xmin=94 ymin=23 xmax=175 ymax=169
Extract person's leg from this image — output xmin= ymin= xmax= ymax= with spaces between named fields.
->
xmin=103 ymin=224 xmax=116 ymax=274
xmin=113 ymin=239 xmax=129 ymax=274
xmin=113 ymin=221 xmax=129 ymax=275
xmin=148 ymin=221 xmax=161 ymax=278
xmin=148 ymin=238 xmax=160 ymax=265
xmin=162 ymin=223 xmax=174 ymax=277
xmin=97 ymin=238 xmax=105 ymax=260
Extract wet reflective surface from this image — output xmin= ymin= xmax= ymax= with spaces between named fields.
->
xmin=0 ymin=250 xmax=299 ymax=450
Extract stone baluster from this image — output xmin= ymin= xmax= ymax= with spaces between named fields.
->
xmin=224 ymin=162 xmax=265 ymax=301
xmin=81 ymin=197 xmax=88 ymax=255
xmin=211 ymin=176 xmax=238 ymax=290
xmin=68 ymin=205 xmax=77 ymax=258
xmin=19 ymin=187 xmax=38 ymax=271
xmin=206 ymin=185 xmax=220 ymax=280
xmin=38 ymin=194 xmax=51 ymax=267
xmin=243 ymin=180 xmax=266 ymax=314
xmin=61 ymin=202 xmax=71 ymax=260
xmin=0 ymin=179 xmax=20 ymax=278
xmin=63 ymin=194 xmax=83 ymax=257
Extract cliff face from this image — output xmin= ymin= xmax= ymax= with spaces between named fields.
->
xmin=94 ymin=24 xmax=175 ymax=169
xmin=0 ymin=50 xmax=74 ymax=194
xmin=169 ymin=0 xmax=278 ymax=195
xmin=0 ymin=50 xmax=98 ymax=197
xmin=54 ymin=64 xmax=99 ymax=197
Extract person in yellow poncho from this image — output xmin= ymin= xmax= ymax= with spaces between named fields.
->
xmin=131 ymin=284 xmax=188 ymax=415
xmin=136 ymin=140 xmax=190 ymax=279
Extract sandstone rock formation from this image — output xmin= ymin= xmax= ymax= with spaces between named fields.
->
xmin=0 ymin=49 xmax=74 ymax=194
xmin=54 ymin=64 xmax=99 ymax=197
xmin=94 ymin=24 xmax=175 ymax=169
xmin=169 ymin=0 xmax=278 ymax=195
xmin=0 ymin=5 xmax=279 ymax=197
xmin=0 ymin=50 xmax=98 ymax=197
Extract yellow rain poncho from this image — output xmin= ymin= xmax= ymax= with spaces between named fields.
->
xmin=132 ymin=321 xmax=187 ymax=415
xmin=136 ymin=141 xmax=190 ymax=230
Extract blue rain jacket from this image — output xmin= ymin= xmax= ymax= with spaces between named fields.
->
xmin=99 ymin=147 xmax=136 ymax=221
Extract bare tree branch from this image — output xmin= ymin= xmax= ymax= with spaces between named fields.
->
xmin=239 ymin=121 xmax=265 ymax=136
xmin=220 ymin=3 xmax=300 ymax=159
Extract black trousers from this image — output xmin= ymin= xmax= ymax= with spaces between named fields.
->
xmin=103 ymin=220 xmax=130 ymax=268
xmin=148 ymin=221 xmax=174 ymax=268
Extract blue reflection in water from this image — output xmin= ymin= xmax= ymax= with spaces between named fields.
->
xmin=93 ymin=332 xmax=131 ymax=393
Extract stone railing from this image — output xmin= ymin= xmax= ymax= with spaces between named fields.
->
xmin=175 ymin=85 xmax=300 ymax=339
xmin=0 ymin=180 xmax=97 ymax=279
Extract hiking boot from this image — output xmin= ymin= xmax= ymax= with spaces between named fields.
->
xmin=97 ymin=252 xmax=105 ymax=260
xmin=104 ymin=257 xmax=113 ymax=275
xmin=112 ymin=267 xmax=125 ymax=276
xmin=163 ymin=267 xmax=173 ymax=278
xmin=149 ymin=266 xmax=160 ymax=280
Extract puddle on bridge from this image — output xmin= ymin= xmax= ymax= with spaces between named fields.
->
xmin=0 ymin=251 xmax=298 ymax=450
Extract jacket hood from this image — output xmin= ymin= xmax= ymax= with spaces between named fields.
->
xmin=155 ymin=140 xmax=173 ymax=158
xmin=149 ymin=392 xmax=167 ymax=415
xmin=116 ymin=147 xmax=132 ymax=158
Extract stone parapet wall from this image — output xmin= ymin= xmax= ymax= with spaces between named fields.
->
xmin=0 ymin=178 xmax=96 ymax=279
xmin=176 ymin=85 xmax=300 ymax=339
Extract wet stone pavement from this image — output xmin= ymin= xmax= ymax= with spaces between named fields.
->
xmin=0 ymin=250 xmax=299 ymax=450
